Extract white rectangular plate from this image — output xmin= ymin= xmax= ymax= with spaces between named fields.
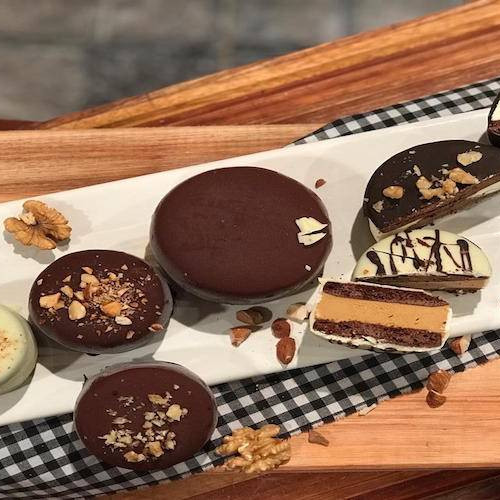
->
xmin=1 ymin=109 xmax=499 ymax=425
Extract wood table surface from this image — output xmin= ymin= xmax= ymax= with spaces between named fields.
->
xmin=4 ymin=0 xmax=500 ymax=498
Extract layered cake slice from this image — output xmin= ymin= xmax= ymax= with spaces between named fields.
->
xmin=310 ymin=281 xmax=450 ymax=352
xmin=364 ymin=140 xmax=500 ymax=240
xmin=352 ymin=229 xmax=491 ymax=292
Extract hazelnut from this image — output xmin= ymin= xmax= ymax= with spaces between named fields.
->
xmin=426 ymin=390 xmax=447 ymax=408
xmin=382 ymin=185 xmax=404 ymax=199
xmin=271 ymin=318 xmax=291 ymax=338
xmin=68 ymin=300 xmax=86 ymax=321
xmin=426 ymin=370 xmax=451 ymax=393
xmin=449 ymin=335 xmax=471 ymax=355
xmin=448 ymin=168 xmax=479 ymax=185
xmin=39 ymin=292 xmax=61 ymax=309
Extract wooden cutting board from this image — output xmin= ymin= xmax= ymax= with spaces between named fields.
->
xmin=1 ymin=126 xmax=500 ymax=469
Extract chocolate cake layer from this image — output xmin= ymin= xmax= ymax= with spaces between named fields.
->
xmin=29 ymin=250 xmax=173 ymax=354
xmin=364 ymin=140 xmax=500 ymax=240
xmin=488 ymin=92 xmax=500 ymax=147
xmin=74 ymin=362 xmax=217 ymax=471
xmin=313 ymin=320 xmax=443 ymax=348
xmin=353 ymin=229 xmax=491 ymax=291
xmin=150 ymin=167 xmax=332 ymax=304
xmin=310 ymin=281 xmax=450 ymax=352
xmin=322 ymin=281 xmax=447 ymax=307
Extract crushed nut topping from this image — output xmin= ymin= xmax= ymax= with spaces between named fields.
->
xmin=372 ymin=200 xmax=384 ymax=213
xmin=3 ymin=200 xmax=71 ymax=250
xmin=457 ymin=150 xmax=482 ymax=167
xmin=448 ymin=167 xmax=479 ymax=185
xmin=216 ymin=424 xmax=291 ymax=473
xmin=99 ymin=391 xmax=187 ymax=463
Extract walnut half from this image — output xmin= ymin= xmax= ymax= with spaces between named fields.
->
xmin=4 ymin=200 xmax=71 ymax=250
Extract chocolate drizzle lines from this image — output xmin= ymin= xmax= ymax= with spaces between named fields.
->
xmin=457 ymin=239 xmax=472 ymax=271
xmin=366 ymin=251 xmax=385 ymax=276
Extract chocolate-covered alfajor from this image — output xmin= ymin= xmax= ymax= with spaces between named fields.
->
xmin=310 ymin=280 xmax=450 ymax=353
xmin=150 ymin=167 xmax=332 ymax=304
xmin=74 ymin=362 xmax=217 ymax=471
xmin=353 ymin=229 xmax=491 ymax=292
xmin=29 ymin=250 xmax=173 ymax=354
xmin=0 ymin=305 xmax=38 ymax=395
xmin=364 ymin=140 xmax=500 ymax=240
xmin=488 ymin=92 xmax=500 ymax=147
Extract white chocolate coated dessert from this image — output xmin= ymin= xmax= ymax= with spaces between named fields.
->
xmin=0 ymin=304 xmax=38 ymax=394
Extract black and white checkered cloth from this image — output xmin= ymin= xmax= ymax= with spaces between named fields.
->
xmin=2 ymin=76 xmax=500 ymax=499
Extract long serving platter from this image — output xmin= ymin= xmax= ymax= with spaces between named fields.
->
xmin=1 ymin=108 xmax=499 ymax=425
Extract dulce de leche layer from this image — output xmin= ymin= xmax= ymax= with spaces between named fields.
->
xmin=314 ymin=293 xmax=448 ymax=334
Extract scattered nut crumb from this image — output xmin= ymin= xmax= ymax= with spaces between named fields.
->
xmin=271 ymin=318 xmax=291 ymax=338
xmin=286 ymin=303 xmax=309 ymax=322
xmin=230 ymin=326 xmax=252 ymax=347
xmin=457 ymin=150 xmax=482 ymax=166
xmin=449 ymin=335 xmax=471 ymax=355
xmin=382 ymin=185 xmax=404 ymax=199
xmin=308 ymin=429 xmax=329 ymax=447
xmin=3 ymin=200 xmax=71 ymax=250
xmin=115 ymin=315 xmax=132 ymax=326
xmin=297 ymin=232 xmax=327 ymax=246
xmin=372 ymin=201 xmax=384 ymax=213
xmin=166 ymin=404 xmax=183 ymax=421
xmin=236 ymin=308 xmax=264 ymax=326
xmin=426 ymin=390 xmax=447 ymax=408
xmin=426 ymin=370 xmax=451 ymax=394
xmin=148 ymin=323 xmax=163 ymax=332
xmin=416 ymin=176 xmax=432 ymax=190
xmin=62 ymin=275 xmax=72 ymax=283
xmin=60 ymin=285 xmax=74 ymax=298
xmin=315 ymin=178 xmax=326 ymax=189
xmin=413 ymin=165 xmax=422 ymax=176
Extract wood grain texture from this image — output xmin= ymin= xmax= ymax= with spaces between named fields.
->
xmin=37 ymin=0 xmax=500 ymax=130
xmin=0 ymin=125 xmax=318 ymax=202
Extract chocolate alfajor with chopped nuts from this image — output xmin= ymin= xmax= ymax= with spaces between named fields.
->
xmin=29 ymin=250 xmax=173 ymax=353
xmin=364 ymin=140 xmax=500 ymax=241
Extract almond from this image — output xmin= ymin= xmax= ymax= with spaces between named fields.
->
xmin=426 ymin=390 xmax=447 ymax=408
xmin=286 ymin=303 xmax=309 ymax=322
xmin=115 ymin=315 xmax=132 ymax=325
xmin=236 ymin=308 xmax=264 ymax=326
xmin=39 ymin=292 xmax=61 ymax=309
xmin=80 ymin=273 xmax=99 ymax=286
xmin=68 ymin=300 xmax=86 ymax=321
xmin=276 ymin=337 xmax=296 ymax=364
xmin=272 ymin=318 xmax=291 ymax=338
xmin=426 ymin=370 xmax=451 ymax=394
xmin=101 ymin=301 xmax=122 ymax=317
xmin=230 ymin=326 xmax=252 ymax=347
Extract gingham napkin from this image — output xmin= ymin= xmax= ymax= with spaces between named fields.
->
xmin=2 ymin=76 xmax=500 ymax=499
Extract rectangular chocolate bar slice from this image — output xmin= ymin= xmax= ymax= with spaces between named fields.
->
xmin=310 ymin=281 xmax=451 ymax=353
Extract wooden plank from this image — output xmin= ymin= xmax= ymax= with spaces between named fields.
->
xmin=0 ymin=125 xmax=318 ymax=202
xmin=37 ymin=0 xmax=500 ymax=129
xmin=0 ymin=128 xmax=499 ymax=472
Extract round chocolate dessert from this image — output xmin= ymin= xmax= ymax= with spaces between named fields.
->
xmin=74 ymin=362 xmax=217 ymax=471
xmin=150 ymin=167 xmax=332 ymax=303
xmin=29 ymin=250 xmax=173 ymax=354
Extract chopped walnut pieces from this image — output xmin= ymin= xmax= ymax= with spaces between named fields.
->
xmin=148 ymin=394 xmax=170 ymax=406
xmin=145 ymin=441 xmax=164 ymax=458
xmin=416 ymin=176 xmax=432 ymax=190
xmin=419 ymin=187 xmax=445 ymax=200
xmin=457 ymin=150 xmax=482 ymax=166
xmin=442 ymin=178 xmax=458 ymax=195
xmin=448 ymin=167 xmax=479 ymax=185
xmin=216 ymin=424 xmax=291 ymax=473
xmin=166 ymin=404 xmax=183 ymax=421
xmin=382 ymin=185 xmax=404 ymax=199
xmin=3 ymin=200 xmax=71 ymax=250
xmin=39 ymin=293 xmax=61 ymax=309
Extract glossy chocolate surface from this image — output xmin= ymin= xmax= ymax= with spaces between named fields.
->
xmin=150 ymin=167 xmax=332 ymax=303
xmin=364 ymin=140 xmax=500 ymax=234
xmin=29 ymin=250 xmax=172 ymax=354
xmin=74 ymin=362 xmax=217 ymax=471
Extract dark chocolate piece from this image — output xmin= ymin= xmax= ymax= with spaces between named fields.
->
xmin=364 ymin=140 xmax=500 ymax=237
xmin=29 ymin=250 xmax=173 ymax=354
xmin=74 ymin=362 xmax=217 ymax=471
xmin=150 ymin=167 xmax=332 ymax=304
xmin=488 ymin=92 xmax=500 ymax=147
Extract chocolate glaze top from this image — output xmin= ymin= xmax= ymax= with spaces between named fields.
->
xmin=74 ymin=362 xmax=217 ymax=471
xmin=29 ymin=250 xmax=172 ymax=353
xmin=150 ymin=167 xmax=332 ymax=303
xmin=364 ymin=140 xmax=500 ymax=233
